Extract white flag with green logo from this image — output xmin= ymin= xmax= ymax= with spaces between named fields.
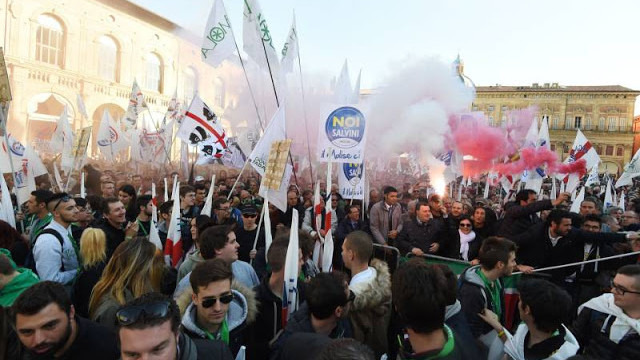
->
xmin=280 ymin=16 xmax=298 ymax=74
xmin=201 ymin=0 xmax=235 ymax=67
xmin=243 ymin=0 xmax=280 ymax=73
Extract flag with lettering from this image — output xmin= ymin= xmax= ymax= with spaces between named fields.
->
xmin=201 ymin=0 xmax=235 ymax=67
xmin=280 ymin=16 xmax=298 ymax=75
xmin=243 ymin=0 xmax=280 ymax=73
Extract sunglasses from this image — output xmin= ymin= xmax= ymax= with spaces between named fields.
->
xmin=201 ymin=293 xmax=234 ymax=308
xmin=116 ymin=300 xmax=170 ymax=326
xmin=242 ymin=213 xmax=257 ymax=218
xmin=459 ymin=223 xmax=472 ymax=228
xmin=52 ymin=195 xmax=72 ymax=211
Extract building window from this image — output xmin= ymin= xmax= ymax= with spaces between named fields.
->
xmin=599 ymin=117 xmax=605 ymax=130
xmin=183 ymin=67 xmax=197 ymax=104
xmin=565 ymin=117 xmax=572 ymax=129
xmin=488 ymin=116 xmax=494 ymax=126
xmin=550 ymin=143 xmax=556 ymax=151
xmin=35 ymin=14 xmax=65 ymax=67
xmin=595 ymin=145 xmax=602 ymax=155
xmin=616 ymin=146 xmax=624 ymax=157
xmin=608 ymin=117 xmax=618 ymax=132
xmin=144 ymin=53 xmax=163 ymax=93
xmin=585 ymin=116 xmax=592 ymax=130
xmin=488 ymin=106 xmax=494 ymax=112
xmin=500 ymin=115 xmax=507 ymax=127
xmin=574 ymin=116 xmax=582 ymax=129
xmin=620 ymin=118 xmax=627 ymax=132
xmin=606 ymin=145 xmax=614 ymax=156
xmin=213 ymin=77 xmax=225 ymax=108
xmin=552 ymin=117 xmax=560 ymax=130
xmin=98 ymin=36 xmax=118 ymax=82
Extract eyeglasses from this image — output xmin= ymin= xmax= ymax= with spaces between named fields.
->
xmin=116 ymin=300 xmax=171 ymax=326
xmin=459 ymin=223 xmax=472 ymax=228
xmin=242 ymin=213 xmax=257 ymax=218
xmin=201 ymin=293 xmax=234 ymax=308
xmin=52 ymin=195 xmax=72 ymax=211
xmin=610 ymin=280 xmax=640 ymax=295
xmin=217 ymin=207 xmax=231 ymax=212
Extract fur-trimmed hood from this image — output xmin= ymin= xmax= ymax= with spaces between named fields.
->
xmin=176 ymin=280 xmax=257 ymax=325
xmin=350 ymin=259 xmax=391 ymax=311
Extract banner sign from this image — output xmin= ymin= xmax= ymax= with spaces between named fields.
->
xmin=338 ymin=162 xmax=365 ymax=199
xmin=72 ymin=127 xmax=92 ymax=171
xmin=317 ymin=105 xmax=366 ymax=163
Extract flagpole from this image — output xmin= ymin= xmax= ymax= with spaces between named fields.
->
xmin=144 ymin=106 xmax=174 ymax=167
xmin=227 ymin=161 xmax=250 ymax=200
xmin=294 ymin=26 xmax=314 ymax=187
xmin=223 ymin=1 xmax=264 ymax=132
xmin=249 ymin=203 xmax=265 ymax=266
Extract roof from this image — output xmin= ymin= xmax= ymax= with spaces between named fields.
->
xmin=476 ymin=85 xmax=640 ymax=93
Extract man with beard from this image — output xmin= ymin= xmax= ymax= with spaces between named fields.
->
xmin=25 ymin=190 xmax=53 ymax=246
xmin=135 ymin=195 xmax=153 ymax=238
xmin=96 ymin=198 xmax=138 ymax=259
xmin=32 ymin=193 xmax=80 ymax=290
xmin=10 ymin=281 xmax=119 ymax=360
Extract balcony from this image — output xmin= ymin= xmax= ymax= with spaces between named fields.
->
xmin=549 ymin=125 xmax=633 ymax=133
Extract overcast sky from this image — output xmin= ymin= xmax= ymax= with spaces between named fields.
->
xmin=131 ymin=0 xmax=640 ymax=113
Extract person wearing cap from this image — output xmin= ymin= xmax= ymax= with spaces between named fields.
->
xmin=32 ymin=193 xmax=81 ymax=291
xmin=235 ymin=203 xmax=265 ymax=263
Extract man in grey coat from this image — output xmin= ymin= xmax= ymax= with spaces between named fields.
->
xmin=368 ymin=186 xmax=403 ymax=245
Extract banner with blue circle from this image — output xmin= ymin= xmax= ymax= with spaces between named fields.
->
xmin=338 ymin=163 xmax=365 ymax=200
xmin=317 ymin=105 xmax=367 ymax=163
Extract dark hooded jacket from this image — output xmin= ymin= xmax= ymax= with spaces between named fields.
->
xmin=458 ymin=265 xmax=505 ymax=338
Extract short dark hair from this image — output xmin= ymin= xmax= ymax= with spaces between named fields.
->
xmin=159 ymin=201 xmax=173 ymax=215
xmin=478 ymin=236 xmax=517 ymax=270
xmin=518 ymin=278 xmax=571 ymax=332
xmin=199 ymin=225 xmax=236 ymax=260
xmin=392 ymin=259 xmax=448 ymax=333
xmin=617 ymin=264 xmax=640 ymax=289
xmin=194 ymin=183 xmax=206 ymax=192
xmin=31 ymin=190 xmax=53 ymax=204
xmin=267 ymin=237 xmax=289 ymax=272
xmin=135 ymin=195 xmax=152 ymax=213
xmin=383 ymin=186 xmax=397 ymax=195
xmin=306 ymin=272 xmax=348 ymax=320
xmin=0 ymin=253 xmax=15 ymax=275
xmin=344 ymin=231 xmax=373 ymax=263
xmin=179 ymin=185 xmax=195 ymax=198
xmin=416 ymin=201 xmax=430 ymax=212
xmin=10 ymin=281 xmax=71 ymax=323
xmin=116 ymin=292 xmax=181 ymax=333
xmin=316 ymin=338 xmax=375 ymax=360
xmin=428 ymin=194 xmax=441 ymax=203
xmin=45 ymin=192 xmax=72 ymax=211
xmin=189 ymin=258 xmax=233 ymax=294
xmin=118 ymin=184 xmax=136 ymax=198
xmin=547 ymin=209 xmax=572 ymax=226
xmin=212 ymin=197 xmax=230 ymax=210
xmin=73 ymin=197 xmax=88 ymax=207
xmin=434 ymin=264 xmax=457 ymax=306
xmin=102 ymin=197 xmax=121 ymax=215
xmin=582 ymin=213 xmax=602 ymax=224
xmin=515 ymin=189 xmax=537 ymax=203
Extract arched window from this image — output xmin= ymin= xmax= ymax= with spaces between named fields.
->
xmin=144 ymin=53 xmax=163 ymax=92
xmin=214 ymin=77 xmax=225 ymax=108
xmin=35 ymin=14 xmax=65 ymax=67
xmin=98 ymin=36 xmax=118 ymax=82
xmin=183 ymin=67 xmax=197 ymax=104
xmin=608 ymin=117 xmax=618 ymax=132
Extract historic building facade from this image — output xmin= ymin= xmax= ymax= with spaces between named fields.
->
xmin=0 ymin=0 xmax=244 ymax=157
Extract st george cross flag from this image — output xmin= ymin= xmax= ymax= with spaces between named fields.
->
xmin=201 ymin=0 xmax=235 ymax=67
xmin=97 ymin=110 xmax=129 ymax=161
xmin=164 ymin=182 xmax=183 ymax=268
xmin=123 ymin=80 xmax=146 ymax=131
xmin=177 ymin=95 xmax=227 ymax=151
xmin=243 ymin=0 xmax=280 ymax=73
xmin=282 ymin=209 xmax=300 ymax=324
xmin=280 ymin=16 xmax=298 ymax=75
xmin=248 ymin=106 xmax=286 ymax=176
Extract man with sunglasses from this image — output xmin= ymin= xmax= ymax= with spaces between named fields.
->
xmin=235 ymin=203 xmax=264 ymax=263
xmin=181 ymin=258 xmax=251 ymax=356
xmin=32 ymin=193 xmax=80 ymax=290
xmin=10 ymin=281 xmax=119 ymax=360
xmin=71 ymin=197 xmax=93 ymax=242
xmin=571 ymin=264 xmax=640 ymax=359
xmin=117 ymin=292 xmax=233 ymax=360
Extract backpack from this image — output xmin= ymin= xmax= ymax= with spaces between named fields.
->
xmin=24 ymin=229 xmax=66 ymax=275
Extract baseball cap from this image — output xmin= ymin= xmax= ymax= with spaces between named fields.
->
xmin=240 ymin=203 xmax=258 ymax=214
xmin=194 ymin=175 xmax=205 ymax=182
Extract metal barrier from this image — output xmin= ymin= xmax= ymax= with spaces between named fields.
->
xmin=372 ymin=244 xmax=401 ymax=274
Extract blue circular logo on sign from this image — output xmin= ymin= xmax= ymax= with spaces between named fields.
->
xmin=325 ymin=107 xmax=365 ymax=149
xmin=343 ymin=163 xmax=363 ymax=186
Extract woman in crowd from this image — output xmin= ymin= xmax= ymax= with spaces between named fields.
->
xmin=72 ymin=228 xmax=108 ymax=318
xmin=118 ymin=184 xmax=137 ymax=222
xmin=89 ymin=237 xmax=163 ymax=330
xmin=458 ymin=215 xmax=483 ymax=264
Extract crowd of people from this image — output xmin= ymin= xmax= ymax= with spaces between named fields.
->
xmin=1 ymin=162 xmax=640 ymax=360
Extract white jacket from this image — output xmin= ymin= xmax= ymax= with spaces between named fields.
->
xmin=504 ymin=324 xmax=579 ymax=360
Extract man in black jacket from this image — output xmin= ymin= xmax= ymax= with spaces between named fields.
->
xmin=96 ymin=197 xmax=138 ymax=259
xmin=10 ymin=281 xmax=120 ymax=360
xmin=117 ymin=292 xmax=233 ymax=360
xmin=396 ymin=201 xmax=445 ymax=257
xmin=498 ymin=189 xmax=568 ymax=238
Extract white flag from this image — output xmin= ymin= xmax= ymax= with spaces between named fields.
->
xmin=201 ymin=175 xmax=216 ymax=217
xmin=76 ymin=94 xmax=89 ymax=119
xmin=351 ymin=69 xmax=361 ymax=104
xmin=334 ymin=60 xmax=353 ymax=104
xmin=280 ymin=16 xmax=298 ymax=75
xmin=322 ymin=160 xmax=334 ymax=273
xmin=619 ymin=191 xmax=626 ymax=211
xmin=338 ymin=163 xmax=364 ymax=200
xmin=259 ymin=163 xmax=292 ymax=212
xmin=283 ymin=209 xmax=300 ymax=319
xmin=0 ymin=173 xmax=16 ymax=228
xmin=201 ymin=0 xmax=236 ymax=67
xmin=51 ymin=106 xmax=74 ymax=170
xmin=248 ymin=106 xmax=286 ymax=176
xmin=603 ymin=179 xmax=613 ymax=210
xmin=570 ymin=187 xmax=585 ymax=214
xmin=53 ymin=163 xmax=63 ymax=193
xmin=177 ymin=95 xmax=228 ymax=151
xmin=585 ymin=163 xmax=600 ymax=187
xmin=123 ymin=80 xmax=146 ymax=131
xmin=243 ymin=0 xmax=280 ymax=73
xmin=262 ymin=193 xmax=273 ymax=261
xmin=616 ymin=148 xmax=640 ymax=188
xmin=97 ymin=110 xmax=129 ymax=161
xmin=80 ymin=172 xmax=85 ymax=198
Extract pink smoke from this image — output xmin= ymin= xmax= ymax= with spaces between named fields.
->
xmin=492 ymin=147 xmax=587 ymax=176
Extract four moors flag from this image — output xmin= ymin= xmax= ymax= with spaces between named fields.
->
xmin=201 ymin=0 xmax=235 ymax=67
xmin=176 ymin=95 xmax=229 ymax=162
